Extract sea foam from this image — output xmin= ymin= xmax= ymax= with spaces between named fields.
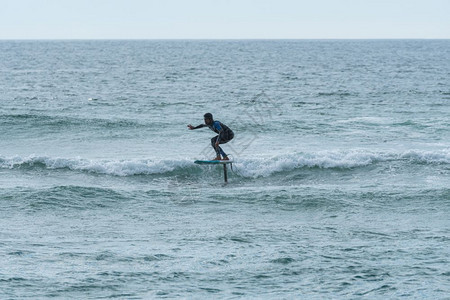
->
xmin=0 ymin=149 xmax=448 ymax=178
xmin=0 ymin=155 xmax=193 ymax=176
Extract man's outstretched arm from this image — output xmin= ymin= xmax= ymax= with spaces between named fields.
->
xmin=187 ymin=124 xmax=206 ymax=130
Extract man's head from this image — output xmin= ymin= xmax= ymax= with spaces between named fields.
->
xmin=204 ymin=113 xmax=213 ymax=125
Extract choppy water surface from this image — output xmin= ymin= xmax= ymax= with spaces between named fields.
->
xmin=0 ymin=40 xmax=449 ymax=298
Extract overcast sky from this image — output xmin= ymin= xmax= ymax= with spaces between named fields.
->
xmin=1 ymin=0 xmax=449 ymax=39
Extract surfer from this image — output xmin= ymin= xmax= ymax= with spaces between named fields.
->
xmin=188 ymin=113 xmax=234 ymax=161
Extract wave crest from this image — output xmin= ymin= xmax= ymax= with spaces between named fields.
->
xmin=0 ymin=155 xmax=194 ymax=176
xmin=236 ymin=149 xmax=449 ymax=177
xmin=1 ymin=149 xmax=448 ymax=177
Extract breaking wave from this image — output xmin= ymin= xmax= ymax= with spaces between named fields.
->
xmin=1 ymin=149 xmax=448 ymax=178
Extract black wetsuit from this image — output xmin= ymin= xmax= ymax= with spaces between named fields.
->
xmin=193 ymin=120 xmax=234 ymax=157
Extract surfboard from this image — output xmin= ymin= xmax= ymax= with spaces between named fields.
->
xmin=194 ymin=159 xmax=233 ymax=165
xmin=194 ymin=159 xmax=234 ymax=183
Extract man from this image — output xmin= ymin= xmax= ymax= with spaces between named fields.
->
xmin=188 ymin=113 xmax=234 ymax=161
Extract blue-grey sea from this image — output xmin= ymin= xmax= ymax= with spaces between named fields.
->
xmin=0 ymin=40 xmax=449 ymax=299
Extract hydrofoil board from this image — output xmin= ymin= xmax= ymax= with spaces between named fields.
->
xmin=194 ymin=159 xmax=233 ymax=165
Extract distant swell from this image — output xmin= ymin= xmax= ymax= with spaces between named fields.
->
xmin=1 ymin=113 xmax=146 ymax=129
xmin=0 ymin=149 xmax=448 ymax=177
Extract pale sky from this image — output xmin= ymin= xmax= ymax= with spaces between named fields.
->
xmin=1 ymin=0 xmax=449 ymax=39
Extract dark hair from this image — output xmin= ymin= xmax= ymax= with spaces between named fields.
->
xmin=204 ymin=113 xmax=213 ymax=119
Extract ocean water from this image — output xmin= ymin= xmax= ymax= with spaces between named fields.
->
xmin=0 ymin=40 xmax=449 ymax=299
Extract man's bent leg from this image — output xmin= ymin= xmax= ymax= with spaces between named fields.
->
xmin=211 ymin=136 xmax=221 ymax=160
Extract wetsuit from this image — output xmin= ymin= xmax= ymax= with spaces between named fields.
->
xmin=193 ymin=120 xmax=234 ymax=158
